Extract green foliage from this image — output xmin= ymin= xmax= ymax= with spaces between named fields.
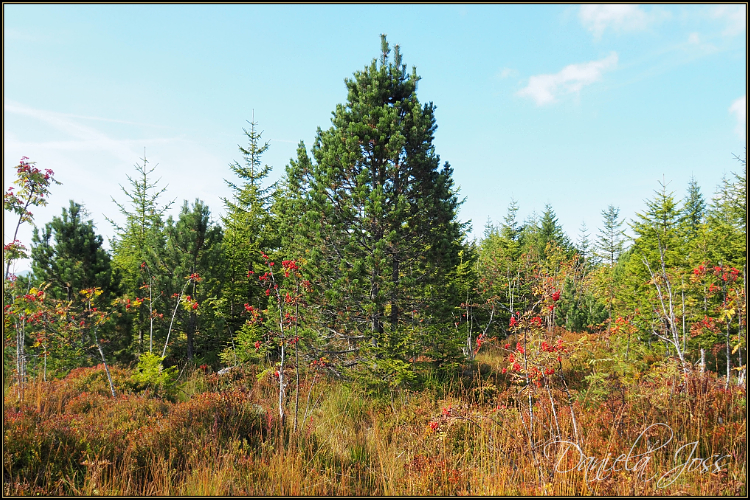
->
xmin=220 ymin=321 xmax=264 ymax=366
xmin=107 ymin=154 xmax=173 ymax=290
xmin=130 ymin=352 xmax=178 ymax=397
xmin=704 ymin=154 xmax=746 ymax=270
xmin=515 ymin=204 xmax=573 ymax=264
xmin=554 ymin=276 xmax=607 ymax=332
xmin=681 ymin=175 xmax=706 ymax=242
xmin=629 ymin=180 xmax=684 ymax=269
xmin=25 ymin=202 xmax=129 ymax=367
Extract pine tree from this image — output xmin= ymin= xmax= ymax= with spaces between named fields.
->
xmin=31 ymin=200 xmax=117 ymax=302
xmin=30 ymin=200 xmax=128 ymax=363
xmin=159 ymin=200 xmax=224 ymax=363
xmin=282 ymin=35 xmax=468 ymax=382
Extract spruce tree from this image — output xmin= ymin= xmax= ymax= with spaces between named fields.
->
xmin=221 ymin=116 xmax=277 ymax=360
xmin=681 ymin=175 xmax=706 ymax=241
xmin=539 ymin=203 xmax=570 ymax=253
xmin=705 ymin=153 xmax=746 ymax=269
xmin=500 ymin=198 xmax=521 ymax=243
xmin=519 ymin=204 xmax=570 ymax=262
xmin=107 ymin=154 xmax=174 ymax=353
xmin=596 ymin=205 xmax=624 ymax=267
xmin=623 ymin=180 xmax=685 ymax=351
xmin=282 ymin=35 xmax=467 ymax=382
xmin=108 ymin=154 xmax=174 ymax=283
xmin=629 ymin=181 xmax=683 ymax=269
xmin=576 ymin=221 xmax=592 ymax=269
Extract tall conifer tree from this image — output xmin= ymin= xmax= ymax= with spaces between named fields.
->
xmin=283 ymin=36 xmax=467 ymax=381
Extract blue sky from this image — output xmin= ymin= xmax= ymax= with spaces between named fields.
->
xmin=4 ymin=4 xmax=746 ymax=273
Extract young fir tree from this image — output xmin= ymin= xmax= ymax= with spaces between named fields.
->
xmin=538 ymin=203 xmax=571 ymax=256
xmin=681 ymin=175 xmax=706 ymax=242
xmin=576 ymin=221 xmax=593 ymax=269
xmin=221 ymin=116 xmax=277 ymax=363
xmin=107 ymin=154 xmax=174 ymax=354
xmin=622 ymin=180 xmax=685 ymax=350
xmin=518 ymin=204 xmax=570 ymax=264
xmin=282 ymin=35 xmax=468 ymax=384
xmin=595 ymin=205 xmax=624 ymax=267
xmin=553 ymin=220 xmax=608 ymax=333
xmin=500 ymin=198 xmax=521 ymax=243
xmin=517 ymin=211 xmax=540 ymax=260
xmin=705 ymin=153 xmax=746 ymax=270
xmin=629 ymin=181 xmax=683 ymax=269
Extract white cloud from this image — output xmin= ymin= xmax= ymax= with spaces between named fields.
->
xmin=497 ymin=67 xmax=517 ymax=79
xmin=729 ymin=96 xmax=746 ymax=140
xmin=579 ymin=5 xmax=652 ymax=39
xmin=711 ymin=4 xmax=747 ymax=36
xmin=688 ymin=32 xmax=701 ymax=44
xmin=517 ymin=53 xmax=618 ymax=106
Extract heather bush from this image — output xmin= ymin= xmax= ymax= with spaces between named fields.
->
xmin=3 ymin=348 xmax=746 ymax=496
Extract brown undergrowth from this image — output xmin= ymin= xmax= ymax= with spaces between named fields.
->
xmin=3 ymin=344 xmax=746 ymax=496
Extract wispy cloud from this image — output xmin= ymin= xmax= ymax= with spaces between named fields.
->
xmin=682 ymin=31 xmax=719 ymax=56
xmin=497 ymin=67 xmax=518 ymax=79
xmin=4 ymin=28 xmax=41 ymax=42
xmin=517 ymin=53 xmax=618 ymax=106
xmin=729 ymin=96 xmax=746 ymax=140
xmin=579 ymin=5 xmax=667 ymax=39
xmin=5 ymin=101 xmax=139 ymax=162
xmin=711 ymin=4 xmax=746 ymax=36
xmin=4 ymin=101 xmax=173 ymax=162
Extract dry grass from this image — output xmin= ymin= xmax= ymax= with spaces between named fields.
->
xmin=3 ymin=345 xmax=747 ymax=496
